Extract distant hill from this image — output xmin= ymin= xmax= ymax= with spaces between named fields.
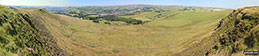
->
xmin=41 ymin=5 xmax=228 ymax=25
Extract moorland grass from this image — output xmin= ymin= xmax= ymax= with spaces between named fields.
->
xmin=57 ymin=10 xmax=231 ymax=56
xmin=29 ymin=6 xmax=232 ymax=56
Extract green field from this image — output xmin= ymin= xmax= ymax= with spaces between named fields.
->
xmin=144 ymin=11 xmax=229 ymax=28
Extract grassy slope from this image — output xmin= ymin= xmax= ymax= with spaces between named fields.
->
xmin=144 ymin=11 xmax=228 ymax=28
xmin=0 ymin=5 xmax=240 ymax=56
xmin=120 ymin=12 xmax=165 ymax=21
xmin=0 ymin=5 xmax=67 ymax=56
xmin=173 ymin=7 xmax=259 ymax=56
xmin=36 ymin=7 xmax=232 ymax=56
xmin=118 ymin=6 xmax=215 ymax=22
xmin=209 ymin=7 xmax=259 ymax=56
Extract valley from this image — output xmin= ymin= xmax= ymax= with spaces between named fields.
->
xmin=0 ymin=4 xmax=258 ymax=56
xmin=40 ymin=5 xmax=232 ymax=56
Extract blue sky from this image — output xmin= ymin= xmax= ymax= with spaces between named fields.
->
xmin=1 ymin=0 xmax=259 ymax=9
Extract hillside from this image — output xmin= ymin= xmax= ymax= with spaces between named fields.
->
xmin=4 ymin=5 xmax=258 ymax=56
xmin=47 ymin=6 xmax=226 ymax=25
xmin=0 ymin=5 xmax=68 ymax=56
xmin=173 ymin=7 xmax=259 ymax=56
xmin=35 ymin=6 xmax=232 ymax=56
xmin=208 ymin=6 xmax=259 ymax=56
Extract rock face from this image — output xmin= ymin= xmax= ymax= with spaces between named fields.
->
xmin=208 ymin=7 xmax=259 ymax=55
xmin=0 ymin=5 xmax=68 ymax=55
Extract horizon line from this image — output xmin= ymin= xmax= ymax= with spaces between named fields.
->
xmin=3 ymin=4 xmax=236 ymax=9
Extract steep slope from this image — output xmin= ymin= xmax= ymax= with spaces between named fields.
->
xmin=0 ymin=5 xmax=68 ymax=55
xmin=208 ymin=6 xmax=259 ymax=56
xmin=174 ymin=7 xmax=259 ymax=56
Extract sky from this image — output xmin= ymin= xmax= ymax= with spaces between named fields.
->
xmin=1 ymin=0 xmax=259 ymax=9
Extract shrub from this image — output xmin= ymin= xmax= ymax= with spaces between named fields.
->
xmin=71 ymin=38 xmax=76 ymax=41
xmin=88 ymin=44 xmax=96 ymax=48
xmin=64 ymin=34 xmax=70 ymax=38
xmin=112 ymin=50 xmax=120 ymax=53
xmin=72 ymin=43 xmax=79 ymax=46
